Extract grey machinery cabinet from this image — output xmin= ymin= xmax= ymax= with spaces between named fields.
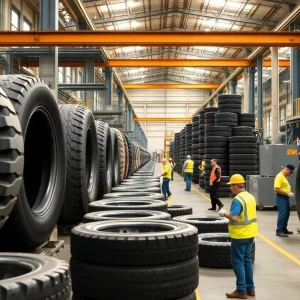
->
xmin=247 ymin=145 xmax=298 ymax=210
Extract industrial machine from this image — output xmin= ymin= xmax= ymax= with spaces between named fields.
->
xmin=247 ymin=145 xmax=298 ymax=210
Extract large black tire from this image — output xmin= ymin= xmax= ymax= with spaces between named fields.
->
xmin=198 ymin=233 xmax=255 ymax=269
xmin=174 ymin=215 xmax=228 ymax=233
xmin=72 ymin=294 xmax=197 ymax=300
xmin=83 ymin=210 xmax=171 ymax=223
xmin=0 ymin=253 xmax=71 ymax=299
xmin=95 ymin=121 xmax=113 ymax=199
xmin=58 ymin=105 xmax=99 ymax=225
xmin=110 ymin=128 xmax=121 ymax=187
xmin=123 ymin=133 xmax=134 ymax=176
xmin=168 ymin=205 xmax=193 ymax=218
xmin=0 ymin=75 xmax=67 ymax=250
xmin=71 ymin=220 xmax=198 ymax=266
xmin=103 ymin=191 xmax=164 ymax=200
xmin=0 ymin=89 xmax=23 ymax=230
xmin=89 ymin=199 xmax=167 ymax=212
xmin=114 ymin=129 xmax=126 ymax=181
xmin=71 ymin=257 xmax=199 ymax=300
xmin=229 ymin=143 xmax=257 ymax=149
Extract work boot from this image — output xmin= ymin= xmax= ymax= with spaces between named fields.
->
xmin=247 ymin=290 xmax=255 ymax=296
xmin=208 ymin=207 xmax=216 ymax=211
xmin=226 ymin=290 xmax=248 ymax=299
xmin=284 ymin=230 xmax=293 ymax=235
xmin=276 ymin=232 xmax=288 ymax=237
xmin=218 ymin=204 xmax=224 ymax=210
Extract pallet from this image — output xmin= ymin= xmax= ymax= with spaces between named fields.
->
xmin=33 ymin=240 xmax=64 ymax=257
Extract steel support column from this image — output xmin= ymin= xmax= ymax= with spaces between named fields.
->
xmin=39 ymin=0 xmax=58 ymax=99
xmin=257 ymin=55 xmax=263 ymax=130
xmin=248 ymin=67 xmax=256 ymax=113
xmin=105 ymin=67 xmax=113 ymax=106
xmin=117 ymin=88 xmax=124 ymax=125
xmin=271 ymin=47 xmax=279 ymax=143
xmin=85 ymin=59 xmax=95 ymax=109
xmin=230 ymin=79 xmax=237 ymax=94
xmin=243 ymin=71 xmax=249 ymax=113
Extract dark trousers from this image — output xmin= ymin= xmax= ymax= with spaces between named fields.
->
xmin=162 ymin=178 xmax=171 ymax=200
xmin=231 ymin=238 xmax=255 ymax=293
xmin=171 ymin=170 xmax=174 ymax=180
xmin=210 ymin=182 xmax=223 ymax=208
xmin=275 ymin=194 xmax=290 ymax=233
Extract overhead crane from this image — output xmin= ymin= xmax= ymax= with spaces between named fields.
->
xmin=0 ymin=31 xmax=300 ymax=47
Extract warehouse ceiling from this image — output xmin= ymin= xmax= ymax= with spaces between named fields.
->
xmin=82 ymin=0 xmax=294 ymax=85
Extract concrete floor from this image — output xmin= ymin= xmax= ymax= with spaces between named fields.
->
xmin=56 ymin=163 xmax=300 ymax=300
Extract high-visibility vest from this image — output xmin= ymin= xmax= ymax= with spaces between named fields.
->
xmin=199 ymin=160 xmax=205 ymax=171
xmin=228 ymin=191 xmax=258 ymax=239
xmin=184 ymin=160 xmax=194 ymax=173
xmin=210 ymin=165 xmax=221 ymax=182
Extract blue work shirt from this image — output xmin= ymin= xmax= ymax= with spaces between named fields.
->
xmin=230 ymin=199 xmax=243 ymax=217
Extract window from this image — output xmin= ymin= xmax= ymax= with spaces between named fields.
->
xmin=23 ymin=18 xmax=32 ymax=31
xmin=11 ymin=7 xmax=20 ymax=31
xmin=94 ymin=91 xmax=101 ymax=111
xmin=58 ymin=67 xmax=64 ymax=83
xmin=78 ymin=71 xmax=85 ymax=100
xmin=65 ymin=67 xmax=72 ymax=83
xmin=266 ymin=111 xmax=272 ymax=138
xmin=280 ymin=106 xmax=286 ymax=126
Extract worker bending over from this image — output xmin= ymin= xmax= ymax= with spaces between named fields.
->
xmin=208 ymin=158 xmax=224 ymax=210
xmin=219 ymin=174 xmax=258 ymax=299
xmin=274 ymin=164 xmax=295 ymax=237
xmin=182 ymin=155 xmax=194 ymax=191
xmin=160 ymin=158 xmax=172 ymax=201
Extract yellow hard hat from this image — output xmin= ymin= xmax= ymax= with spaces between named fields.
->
xmin=168 ymin=158 xmax=172 ymax=161
xmin=227 ymin=174 xmax=245 ymax=185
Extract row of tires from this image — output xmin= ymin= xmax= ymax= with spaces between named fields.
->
xmin=0 ymin=74 xmax=150 ymax=251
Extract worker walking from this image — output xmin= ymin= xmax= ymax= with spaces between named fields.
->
xmin=219 ymin=174 xmax=258 ymax=299
xmin=182 ymin=155 xmax=194 ymax=191
xmin=274 ymin=164 xmax=295 ymax=237
xmin=208 ymin=158 xmax=224 ymax=210
xmin=160 ymin=158 xmax=172 ymax=201
xmin=168 ymin=158 xmax=176 ymax=181
xmin=199 ymin=156 xmax=205 ymax=189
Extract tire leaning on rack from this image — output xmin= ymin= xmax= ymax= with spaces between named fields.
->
xmin=110 ymin=128 xmax=121 ymax=187
xmin=95 ymin=121 xmax=113 ymax=199
xmin=0 ymin=75 xmax=67 ymax=250
xmin=58 ymin=105 xmax=99 ymax=225
xmin=114 ymin=129 xmax=126 ymax=181
xmin=0 ymin=89 xmax=23 ymax=231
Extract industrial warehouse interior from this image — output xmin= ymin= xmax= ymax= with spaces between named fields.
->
xmin=1 ymin=0 xmax=300 ymax=299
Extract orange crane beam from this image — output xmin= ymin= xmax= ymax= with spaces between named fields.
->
xmin=17 ymin=59 xmax=290 ymax=69
xmin=123 ymin=84 xmax=220 ymax=89
xmin=132 ymin=117 xmax=192 ymax=122
xmin=1 ymin=31 xmax=300 ymax=47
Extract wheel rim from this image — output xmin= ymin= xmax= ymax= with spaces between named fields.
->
xmin=23 ymin=107 xmax=57 ymax=215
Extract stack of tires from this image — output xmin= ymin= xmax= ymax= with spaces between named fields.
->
xmin=218 ymin=94 xmax=242 ymax=114
xmin=186 ymin=124 xmax=192 ymax=157
xmin=238 ymin=113 xmax=255 ymax=128
xmin=229 ymin=136 xmax=258 ymax=179
xmin=0 ymin=74 xmax=151 ymax=252
xmin=192 ymin=115 xmax=200 ymax=183
xmin=174 ymin=133 xmax=181 ymax=173
xmin=179 ymin=128 xmax=186 ymax=171
xmin=199 ymin=109 xmax=206 ymax=188
xmin=70 ymin=220 xmax=200 ymax=300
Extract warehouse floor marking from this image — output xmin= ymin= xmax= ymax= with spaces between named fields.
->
xmin=187 ymin=181 xmax=300 ymax=266
xmin=195 ymin=289 xmax=202 ymax=300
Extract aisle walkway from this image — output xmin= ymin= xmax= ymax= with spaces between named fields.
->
xmin=158 ymin=163 xmax=300 ymax=300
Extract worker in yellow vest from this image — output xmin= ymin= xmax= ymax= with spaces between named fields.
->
xmin=182 ymin=155 xmax=194 ymax=191
xmin=160 ymin=158 xmax=172 ymax=201
xmin=199 ymin=155 xmax=205 ymax=189
xmin=219 ymin=174 xmax=258 ymax=299
xmin=274 ymin=163 xmax=295 ymax=237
